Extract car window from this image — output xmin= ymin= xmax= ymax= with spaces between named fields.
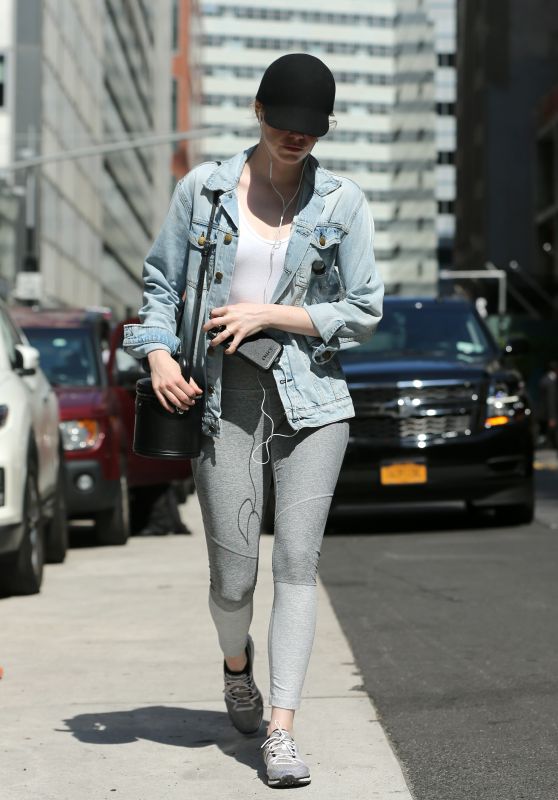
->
xmin=349 ymin=304 xmax=496 ymax=362
xmin=22 ymin=327 xmax=100 ymax=387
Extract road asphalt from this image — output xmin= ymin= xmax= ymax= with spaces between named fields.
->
xmin=319 ymin=450 xmax=558 ymax=800
xmin=1 ymin=495 xmax=413 ymax=799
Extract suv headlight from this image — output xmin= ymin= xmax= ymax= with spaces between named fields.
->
xmin=59 ymin=419 xmax=102 ymax=450
xmin=485 ymin=379 xmax=529 ymax=427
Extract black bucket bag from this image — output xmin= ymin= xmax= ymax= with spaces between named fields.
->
xmin=132 ymin=190 xmax=221 ymax=459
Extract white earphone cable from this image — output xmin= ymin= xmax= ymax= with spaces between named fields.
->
xmin=251 ymin=375 xmax=300 ymax=465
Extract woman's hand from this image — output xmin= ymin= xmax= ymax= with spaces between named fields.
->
xmin=147 ymin=349 xmax=203 ymax=413
xmin=203 ymin=303 xmax=269 ymax=354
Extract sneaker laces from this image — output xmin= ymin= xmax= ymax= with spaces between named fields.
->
xmin=224 ymin=670 xmax=259 ymax=710
xmin=260 ymin=722 xmax=299 ymax=764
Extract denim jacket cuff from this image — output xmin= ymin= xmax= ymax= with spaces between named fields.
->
xmin=122 ymin=324 xmax=180 ymax=359
xmin=304 ymin=304 xmax=345 ymax=365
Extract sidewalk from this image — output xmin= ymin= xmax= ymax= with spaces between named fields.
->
xmin=1 ymin=495 xmax=413 ymax=800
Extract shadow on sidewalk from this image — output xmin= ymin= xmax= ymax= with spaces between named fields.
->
xmin=62 ymin=706 xmax=269 ymax=782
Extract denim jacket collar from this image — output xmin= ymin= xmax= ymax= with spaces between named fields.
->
xmin=203 ymin=147 xmax=342 ymax=302
xmin=203 ymin=146 xmax=342 ymax=198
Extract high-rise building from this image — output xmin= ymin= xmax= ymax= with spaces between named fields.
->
xmin=536 ymin=87 xmax=558 ymax=298
xmin=101 ymin=0 xmax=172 ymax=315
xmin=40 ymin=0 xmax=104 ymax=309
xmin=171 ymin=0 xmax=202 ymax=180
xmin=0 ymin=0 xmax=175 ymax=318
xmin=426 ymin=0 xmax=456 ymax=269
xmin=456 ymin=0 xmax=558 ymax=311
xmin=197 ymin=0 xmax=438 ymax=294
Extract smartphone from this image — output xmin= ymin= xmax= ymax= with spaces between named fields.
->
xmin=207 ymin=327 xmax=283 ymax=371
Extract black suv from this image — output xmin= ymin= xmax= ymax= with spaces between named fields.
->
xmin=335 ymin=297 xmax=535 ymax=523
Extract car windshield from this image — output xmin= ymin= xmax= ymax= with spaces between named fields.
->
xmin=23 ymin=327 xmax=100 ymax=387
xmin=346 ymin=303 xmax=496 ymax=362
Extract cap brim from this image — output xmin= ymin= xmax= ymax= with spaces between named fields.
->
xmin=263 ymin=105 xmax=329 ymax=137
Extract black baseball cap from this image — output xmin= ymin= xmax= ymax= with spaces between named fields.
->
xmin=256 ymin=53 xmax=336 ymax=137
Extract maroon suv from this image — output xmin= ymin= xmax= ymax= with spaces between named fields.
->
xmin=11 ymin=307 xmax=191 ymax=545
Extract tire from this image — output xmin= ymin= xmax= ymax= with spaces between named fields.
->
xmin=45 ymin=458 xmax=69 ymax=564
xmin=468 ymin=499 xmax=535 ymax=527
xmin=0 ymin=463 xmax=45 ymax=595
xmin=493 ymin=502 xmax=535 ymax=526
xmin=94 ymin=465 xmax=130 ymax=546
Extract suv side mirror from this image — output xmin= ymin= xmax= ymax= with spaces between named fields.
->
xmin=14 ymin=344 xmax=40 ymax=376
xmin=502 ymin=337 xmax=530 ymax=357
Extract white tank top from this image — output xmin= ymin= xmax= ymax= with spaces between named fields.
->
xmin=228 ymin=205 xmax=289 ymax=305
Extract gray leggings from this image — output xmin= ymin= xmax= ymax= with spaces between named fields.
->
xmin=192 ymin=354 xmax=349 ymax=710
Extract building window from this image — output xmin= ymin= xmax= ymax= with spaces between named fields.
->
xmin=437 ymin=53 xmax=456 ymax=67
xmin=172 ymin=0 xmax=179 ymax=51
xmin=0 ymin=54 xmax=5 ymax=107
xmin=438 ymin=200 xmax=455 ymax=214
xmin=172 ymin=78 xmax=178 ymax=131
xmin=437 ymin=151 xmax=455 ymax=165
xmin=436 ymin=102 xmax=456 ymax=116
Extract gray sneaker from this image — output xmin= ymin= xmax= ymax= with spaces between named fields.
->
xmin=223 ymin=634 xmax=263 ymax=734
xmin=260 ymin=723 xmax=311 ymax=788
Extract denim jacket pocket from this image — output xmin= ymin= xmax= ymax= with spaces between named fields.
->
xmin=310 ymin=225 xmax=343 ymax=260
xmin=306 ymin=263 xmax=343 ymax=306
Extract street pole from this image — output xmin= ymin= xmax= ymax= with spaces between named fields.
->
xmin=0 ymin=125 xmax=253 ymax=174
xmin=0 ymin=124 xmax=254 ymax=302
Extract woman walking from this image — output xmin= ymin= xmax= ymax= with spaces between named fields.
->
xmin=123 ymin=53 xmax=383 ymax=787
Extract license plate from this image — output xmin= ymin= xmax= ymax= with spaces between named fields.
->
xmin=380 ymin=462 xmax=427 ymax=485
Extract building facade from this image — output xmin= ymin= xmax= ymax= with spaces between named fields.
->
xmin=456 ymin=0 xmax=558 ymax=312
xmin=40 ymin=0 xmax=104 ymax=309
xmin=426 ymin=0 xmax=456 ymax=270
xmin=536 ymin=87 xmax=558 ymax=300
xmin=197 ymin=0 xmax=438 ymax=295
xmin=0 ymin=0 xmax=174 ymax=318
xmin=102 ymin=0 xmax=172 ymax=316
xmin=171 ymin=0 xmax=202 ymax=180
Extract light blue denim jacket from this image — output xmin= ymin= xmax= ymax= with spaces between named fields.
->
xmin=123 ymin=146 xmax=383 ymax=436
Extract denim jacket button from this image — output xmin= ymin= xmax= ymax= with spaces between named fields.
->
xmin=198 ymin=235 xmax=206 ymax=246
xmin=224 ymin=233 xmax=233 ymax=244
xmin=215 ymin=271 xmax=223 ymax=283
xmin=319 ymin=234 xmax=326 ymax=246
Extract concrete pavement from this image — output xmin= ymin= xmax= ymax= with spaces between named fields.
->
xmin=1 ymin=494 xmax=413 ymax=800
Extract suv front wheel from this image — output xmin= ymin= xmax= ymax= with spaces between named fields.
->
xmin=94 ymin=461 xmax=130 ymax=546
xmin=0 ymin=462 xmax=45 ymax=595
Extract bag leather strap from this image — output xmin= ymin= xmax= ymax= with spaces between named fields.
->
xmin=177 ymin=188 xmax=221 ymax=381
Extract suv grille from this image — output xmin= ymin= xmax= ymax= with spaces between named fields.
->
xmin=350 ymin=382 xmax=479 ymax=444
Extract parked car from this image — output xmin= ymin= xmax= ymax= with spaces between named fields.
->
xmin=10 ymin=307 xmax=191 ymax=545
xmin=0 ymin=300 xmax=68 ymax=595
xmin=334 ymin=296 xmax=535 ymax=524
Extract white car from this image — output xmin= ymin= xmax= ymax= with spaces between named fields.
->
xmin=0 ymin=299 xmax=68 ymax=595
